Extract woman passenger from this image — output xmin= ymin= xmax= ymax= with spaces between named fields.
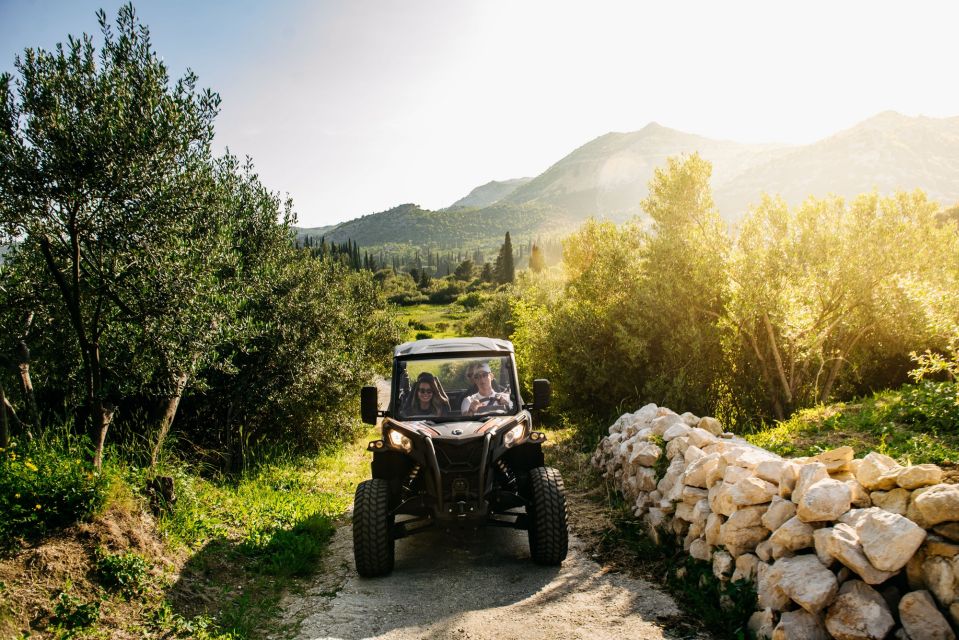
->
xmin=407 ymin=372 xmax=451 ymax=417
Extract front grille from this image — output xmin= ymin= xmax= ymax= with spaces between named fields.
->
xmin=434 ymin=440 xmax=483 ymax=472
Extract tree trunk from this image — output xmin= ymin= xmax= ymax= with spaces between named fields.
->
xmin=17 ymin=340 xmax=40 ymax=427
xmin=763 ymin=313 xmax=793 ymax=405
xmin=0 ymin=383 xmax=9 ymax=448
xmin=92 ymin=400 xmax=115 ymax=470
xmin=150 ymin=371 xmax=189 ymax=468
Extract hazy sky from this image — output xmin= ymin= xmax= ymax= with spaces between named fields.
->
xmin=2 ymin=0 xmax=958 ymax=227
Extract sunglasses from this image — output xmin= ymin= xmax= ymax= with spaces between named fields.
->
xmin=417 ymin=387 xmax=433 ymax=394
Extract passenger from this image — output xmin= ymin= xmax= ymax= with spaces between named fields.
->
xmin=461 ymin=362 xmax=512 ymax=415
xmin=407 ymin=372 xmax=451 ymax=417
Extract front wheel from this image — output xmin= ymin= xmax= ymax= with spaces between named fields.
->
xmin=527 ymin=466 xmax=569 ymax=565
xmin=353 ymin=478 xmax=395 ymax=577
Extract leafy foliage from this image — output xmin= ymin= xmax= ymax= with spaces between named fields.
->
xmin=95 ymin=548 xmax=150 ymax=596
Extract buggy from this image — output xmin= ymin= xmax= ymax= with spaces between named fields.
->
xmin=353 ymin=337 xmax=568 ymax=577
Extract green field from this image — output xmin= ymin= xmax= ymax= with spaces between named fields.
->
xmin=392 ymin=303 xmax=474 ymax=341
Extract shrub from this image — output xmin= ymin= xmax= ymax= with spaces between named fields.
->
xmin=893 ymin=381 xmax=959 ymax=433
xmin=52 ymin=590 xmax=100 ymax=633
xmin=0 ymin=436 xmax=108 ymax=548
xmin=95 ymin=548 xmax=150 ymax=596
xmin=457 ymin=291 xmax=483 ymax=309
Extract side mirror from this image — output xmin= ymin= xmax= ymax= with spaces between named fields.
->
xmin=532 ymin=379 xmax=551 ymax=410
xmin=361 ymin=386 xmax=380 ymax=425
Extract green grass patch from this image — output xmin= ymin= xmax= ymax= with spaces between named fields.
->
xmin=392 ymin=303 xmax=474 ymax=341
xmin=746 ymin=381 xmax=959 ymax=465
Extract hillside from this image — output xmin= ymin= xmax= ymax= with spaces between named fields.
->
xmin=446 ymin=177 xmax=533 ymax=209
xmin=301 ymin=202 xmax=578 ymax=252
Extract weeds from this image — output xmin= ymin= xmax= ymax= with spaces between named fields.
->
xmin=51 ymin=589 xmax=100 ymax=637
xmin=95 ymin=548 xmax=150 ymax=596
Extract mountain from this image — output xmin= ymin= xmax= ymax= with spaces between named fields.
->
xmin=300 ymin=112 xmax=959 ymax=251
xmin=446 ymin=178 xmax=533 ymax=209
xmin=714 ymin=111 xmax=959 ymax=215
xmin=501 ymin=123 xmax=790 ymax=220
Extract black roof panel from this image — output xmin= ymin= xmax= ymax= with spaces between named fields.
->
xmin=394 ymin=337 xmax=514 ymax=357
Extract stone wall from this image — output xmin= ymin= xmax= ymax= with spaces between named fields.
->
xmin=591 ymin=403 xmax=959 ymax=640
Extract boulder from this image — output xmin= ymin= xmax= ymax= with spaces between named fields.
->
xmin=772 ymin=609 xmax=828 ymax=640
xmin=757 ymin=561 xmax=792 ymax=610
xmin=770 ymin=554 xmax=839 ymax=614
xmin=724 ymin=446 xmax=776 ymax=470
xmin=814 ymin=446 xmax=855 ymax=474
xmin=748 ymin=608 xmax=776 ymax=640
xmin=666 ymin=436 xmax=690 ymax=460
xmin=813 ymin=527 xmax=836 ymax=568
xmin=846 ymin=479 xmax=872 ymax=508
xmin=756 ymin=459 xmax=786 ymax=485
xmin=686 ymin=426 xmax=718 ymax=449
xmin=723 ymin=464 xmax=753 ymax=485
xmin=663 ymin=422 xmax=692 ymax=442
xmin=705 ymin=512 xmax=724 ymax=546
xmin=899 ymin=589 xmax=956 ymax=640
xmin=906 ymin=485 xmax=934 ymax=528
xmin=635 ymin=467 xmax=658 ymax=492
xmin=705 ymin=456 xmax=728 ymax=487
xmin=710 ymin=482 xmax=738 ymax=517
xmin=933 ymin=522 xmax=959 ymax=543
xmin=793 ymin=463 xmax=829 ymax=505
xmin=629 ymin=441 xmax=662 ymax=466
xmin=755 ymin=539 xmax=774 ymax=562
xmin=731 ymin=476 xmax=779 ymax=506
xmin=689 ymin=537 xmax=712 ymax=561
xmin=683 ymin=443 xmax=705 ymax=465
xmin=720 ymin=505 xmax=770 ymax=555
xmin=762 ymin=496 xmax=798 ymax=532
xmin=869 ymin=488 xmax=910 ymax=515
xmin=779 ymin=462 xmax=799 ymax=500
xmin=680 ymin=411 xmax=699 ymax=426
xmin=697 ymin=416 xmax=724 ymax=436
xmin=897 ymin=464 xmax=943 ymax=490
xmin=769 ymin=516 xmax=816 ymax=553
xmin=922 ymin=555 xmax=957 ymax=607
xmin=825 ymin=580 xmax=895 ymax=640
xmin=713 ymin=550 xmax=734 ymax=581
xmin=914 ymin=484 xmax=959 ymax=526
xmin=681 ymin=485 xmax=709 ymax=505
xmin=650 ymin=414 xmax=682 ymax=436
xmin=684 ymin=453 xmax=720 ymax=488
xmin=732 ymin=553 xmax=759 ymax=583
xmin=855 ymin=452 xmax=902 ymax=491
xmin=825 ymin=523 xmax=897 ymax=585
xmin=856 ymin=508 xmax=926 ymax=572
xmin=925 ymin=535 xmax=959 ymax=558
xmin=797 ymin=478 xmax=852 ymax=523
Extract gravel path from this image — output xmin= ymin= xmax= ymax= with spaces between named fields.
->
xmin=276 ymin=519 xmax=690 ymax=640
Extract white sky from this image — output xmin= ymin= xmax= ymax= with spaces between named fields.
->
xmin=2 ymin=0 xmax=958 ymax=227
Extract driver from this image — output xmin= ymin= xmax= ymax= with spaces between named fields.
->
xmin=461 ymin=362 xmax=512 ymax=415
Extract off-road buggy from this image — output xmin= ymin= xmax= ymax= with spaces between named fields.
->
xmin=353 ymin=337 xmax=568 ymax=577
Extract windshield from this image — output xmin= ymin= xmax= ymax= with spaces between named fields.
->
xmin=394 ymin=355 xmax=518 ymax=421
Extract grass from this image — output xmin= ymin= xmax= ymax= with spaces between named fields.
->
xmin=745 ymin=382 xmax=959 ymax=465
xmin=0 ymin=425 xmax=378 ymax=640
xmin=391 ymin=303 xmax=474 ymax=340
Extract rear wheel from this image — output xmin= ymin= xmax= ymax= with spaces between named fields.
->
xmin=353 ymin=478 xmax=395 ymax=577
xmin=527 ymin=466 xmax=569 ymax=565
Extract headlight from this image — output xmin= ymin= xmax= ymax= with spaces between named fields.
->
xmin=387 ymin=428 xmax=413 ymax=453
xmin=503 ymin=423 xmax=526 ymax=448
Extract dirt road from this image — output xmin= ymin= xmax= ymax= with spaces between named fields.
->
xmin=276 ymin=519 xmax=692 ymax=640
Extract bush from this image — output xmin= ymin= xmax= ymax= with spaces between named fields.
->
xmin=456 ymin=291 xmax=483 ymax=309
xmin=96 ymin=548 xmax=150 ymax=595
xmin=389 ymin=292 xmax=429 ymax=306
xmin=0 ymin=435 xmax=108 ymax=548
xmin=893 ymin=381 xmax=959 ymax=432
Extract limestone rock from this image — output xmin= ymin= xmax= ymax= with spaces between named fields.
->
xmin=763 ymin=496 xmax=798 ymax=532
xmin=933 ymin=522 xmax=959 ymax=543
xmin=814 ymin=446 xmax=855 ymax=474
xmin=665 ymin=436 xmax=690 ymax=460
xmin=748 ymin=608 xmax=776 ymax=640
xmin=689 ymin=537 xmax=712 ymax=561
xmin=683 ymin=443 xmax=705 ymax=465
xmin=769 ymin=516 xmax=816 ymax=553
xmin=770 ymin=554 xmax=839 ymax=614
xmin=906 ymin=485 xmax=934 ymax=528
xmin=720 ymin=506 xmax=770 ymax=556
xmin=680 ymin=411 xmax=699 ymax=426
xmin=686 ymin=426 xmax=718 ymax=449
xmin=650 ymin=414 xmax=682 ymax=436
xmin=713 ymin=550 xmax=734 ymax=581
xmin=922 ymin=555 xmax=957 ymax=606
xmin=756 ymin=459 xmax=785 ymax=485
xmin=772 ymin=609 xmax=828 ymax=640
xmin=855 ymin=452 xmax=902 ymax=491
xmin=797 ymin=478 xmax=852 ymax=523
xmin=825 ymin=580 xmax=894 ymax=640
xmin=757 ymin=560 xmax=792 ymax=610
xmin=897 ymin=464 xmax=943 ymax=490
xmin=629 ymin=441 xmax=662 ymax=467
xmin=813 ymin=527 xmax=836 ymax=568
xmin=869 ymin=488 xmax=910 ymax=515
xmin=731 ymin=476 xmax=779 ymax=506
xmin=899 ymin=589 xmax=956 ymax=640
xmin=684 ymin=453 xmax=720 ymax=489
xmin=663 ymin=422 xmax=692 ymax=442
xmin=705 ymin=512 xmax=723 ymax=546
xmin=826 ymin=523 xmax=897 ymax=585
xmin=756 ymin=540 xmax=773 ymax=562
xmin=723 ymin=464 xmax=753 ymax=485
xmin=697 ymin=416 xmax=724 ymax=436
xmin=846 ymin=479 xmax=872 ymax=508
xmin=914 ymin=484 xmax=959 ymax=526
xmin=779 ymin=462 xmax=799 ymax=500
xmin=682 ymin=485 xmax=709 ymax=505
xmin=793 ymin=463 xmax=829 ymax=505
xmin=857 ymin=508 xmax=926 ymax=572
xmin=732 ymin=553 xmax=759 ymax=583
